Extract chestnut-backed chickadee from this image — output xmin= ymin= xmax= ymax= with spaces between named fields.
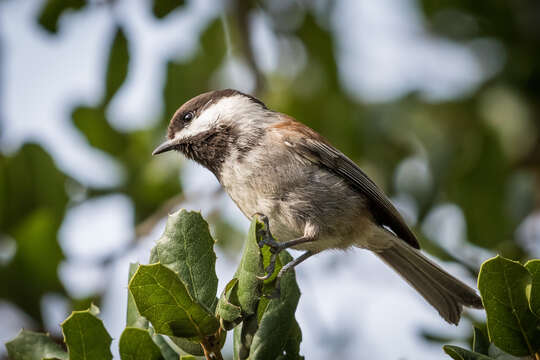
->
xmin=153 ymin=89 xmax=483 ymax=324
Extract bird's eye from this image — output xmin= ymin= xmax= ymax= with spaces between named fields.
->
xmin=183 ymin=112 xmax=193 ymax=122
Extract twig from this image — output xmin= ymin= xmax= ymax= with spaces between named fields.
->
xmin=230 ymin=0 xmax=265 ymax=95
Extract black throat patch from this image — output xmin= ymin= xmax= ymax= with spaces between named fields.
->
xmin=176 ymin=126 xmax=238 ymax=179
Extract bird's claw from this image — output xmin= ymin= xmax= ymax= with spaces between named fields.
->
xmin=253 ymin=213 xmax=283 ymax=283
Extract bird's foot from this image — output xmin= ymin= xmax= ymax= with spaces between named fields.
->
xmin=253 ymin=213 xmax=283 ymax=281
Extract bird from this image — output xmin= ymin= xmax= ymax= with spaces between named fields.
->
xmin=152 ymin=88 xmax=483 ymax=324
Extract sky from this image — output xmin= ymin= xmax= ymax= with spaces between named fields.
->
xmin=0 ymin=0 xmax=491 ymax=358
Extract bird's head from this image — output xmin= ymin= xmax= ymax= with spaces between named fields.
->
xmin=152 ymin=89 xmax=268 ymax=174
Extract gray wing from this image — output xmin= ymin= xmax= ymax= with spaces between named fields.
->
xmin=290 ymin=137 xmax=420 ymax=249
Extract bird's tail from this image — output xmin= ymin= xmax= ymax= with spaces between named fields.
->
xmin=372 ymin=233 xmax=483 ymax=325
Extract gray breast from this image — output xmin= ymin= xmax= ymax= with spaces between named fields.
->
xmin=219 ymin=141 xmax=369 ymax=246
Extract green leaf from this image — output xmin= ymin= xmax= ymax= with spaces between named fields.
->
xmin=233 ymin=315 xmax=259 ymax=360
xmin=152 ymin=0 xmax=185 ymax=18
xmin=104 ymin=27 xmax=130 ymax=104
xmin=149 ymin=331 xmax=181 ymax=360
xmin=234 ymin=219 xmax=265 ymax=315
xmin=180 ymin=355 xmax=197 ymax=360
xmin=443 ymin=345 xmax=494 ymax=360
xmin=478 ymin=255 xmax=540 ymax=356
xmin=525 ymin=259 xmax=540 ymax=319
xmin=128 ymin=263 xmax=219 ymax=339
xmin=6 ymin=330 xmax=68 ymax=360
xmin=127 ymin=263 xmax=149 ymax=329
xmin=277 ymin=319 xmax=304 ymax=360
xmin=119 ymin=327 xmax=164 ymax=360
xmin=151 ymin=209 xmax=218 ymax=311
xmin=216 ymin=278 xmax=242 ymax=330
xmin=168 ymin=336 xmax=204 ymax=356
xmin=61 ymin=305 xmax=113 ymax=360
xmin=126 ymin=264 xmax=179 ymax=360
xmin=473 ymin=326 xmax=491 ymax=355
xmin=488 ymin=344 xmax=524 ymax=360
xmin=37 ymin=0 xmax=85 ymax=33
xmin=249 ymin=251 xmax=302 ymax=360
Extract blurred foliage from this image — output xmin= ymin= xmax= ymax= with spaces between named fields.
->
xmin=1 ymin=0 xmax=540 ymax=357
xmin=444 ymin=255 xmax=540 ymax=359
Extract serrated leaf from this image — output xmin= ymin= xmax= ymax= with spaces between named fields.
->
xmin=249 ymin=251 xmax=302 ymax=360
xmin=473 ymin=326 xmax=490 ymax=355
xmin=6 ymin=330 xmax=68 ymax=360
xmin=126 ymin=263 xmax=178 ymax=360
xmin=151 ymin=209 xmax=218 ymax=311
xmin=478 ymin=255 xmax=540 ymax=356
xmin=152 ymin=0 xmax=185 ymax=18
xmin=443 ymin=345 xmax=495 ymax=360
xmin=61 ymin=306 xmax=112 ymax=360
xmin=234 ymin=219 xmax=264 ymax=315
xmin=119 ymin=327 xmax=164 ymax=360
xmin=37 ymin=0 xmax=85 ymax=33
xmin=104 ymin=27 xmax=129 ymax=104
xmin=216 ymin=278 xmax=242 ymax=330
xmin=525 ymin=259 xmax=540 ymax=319
xmin=128 ymin=263 xmax=219 ymax=339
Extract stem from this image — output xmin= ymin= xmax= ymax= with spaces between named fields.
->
xmin=200 ymin=332 xmax=224 ymax=360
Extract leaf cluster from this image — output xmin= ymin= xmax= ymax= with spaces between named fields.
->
xmin=444 ymin=256 xmax=540 ymax=360
xmin=6 ymin=210 xmax=304 ymax=360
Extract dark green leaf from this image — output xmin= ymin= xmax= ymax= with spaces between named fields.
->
xmin=6 ymin=330 xmax=68 ymax=360
xmin=478 ymin=256 xmax=540 ymax=356
xmin=151 ymin=209 xmax=218 ymax=311
xmin=443 ymin=345 xmax=494 ymax=360
xmin=234 ymin=219 xmax=264 ymax=315
xmin=61 ymin=305 xmax=113 ymax=360
xmin=473 ymin=326 xmax=491 ymax=355
xmin=126 ymin=264 xmax=178 ymax=359
xmin=37 ymin=0 xmax=85 ymax=33
xmin=525 ymin=260 xmax=540 ymax=319
xmin=488 ymin=343 xmax=524 ymax=360
xmin=104 ymin=27 xmax=130 ymax=104
xmin=119 ymin=327 xmax=164 ymax=360
xmin=168 ymin=336 xmax=204 ymax=356
xmin=249 ymin=251 xmax=301 ymax=360
xmin=152 ymin=0 xmax=185 ymax=18
xmin=233 ymin=315 xmax=259 ymax=360
xmin=128 ymin=263 xmax=219 ymax=339
xmin=277 ymin=319 xmax=304 ymax=360
xmin=216 ymin=278 xmax=242 ymax=330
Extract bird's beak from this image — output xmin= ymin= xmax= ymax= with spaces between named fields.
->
xmin=152 ymin=139 xmax=177 ymax=156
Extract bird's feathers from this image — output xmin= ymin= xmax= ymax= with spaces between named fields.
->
xmin=273 ymin=116 xmax=420 ymax=249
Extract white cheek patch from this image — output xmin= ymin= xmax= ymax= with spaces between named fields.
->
xmin=173 ymin=102 xmax=221 ymax=141
xmin=172 ymin=95 xmax=258 ymax=141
